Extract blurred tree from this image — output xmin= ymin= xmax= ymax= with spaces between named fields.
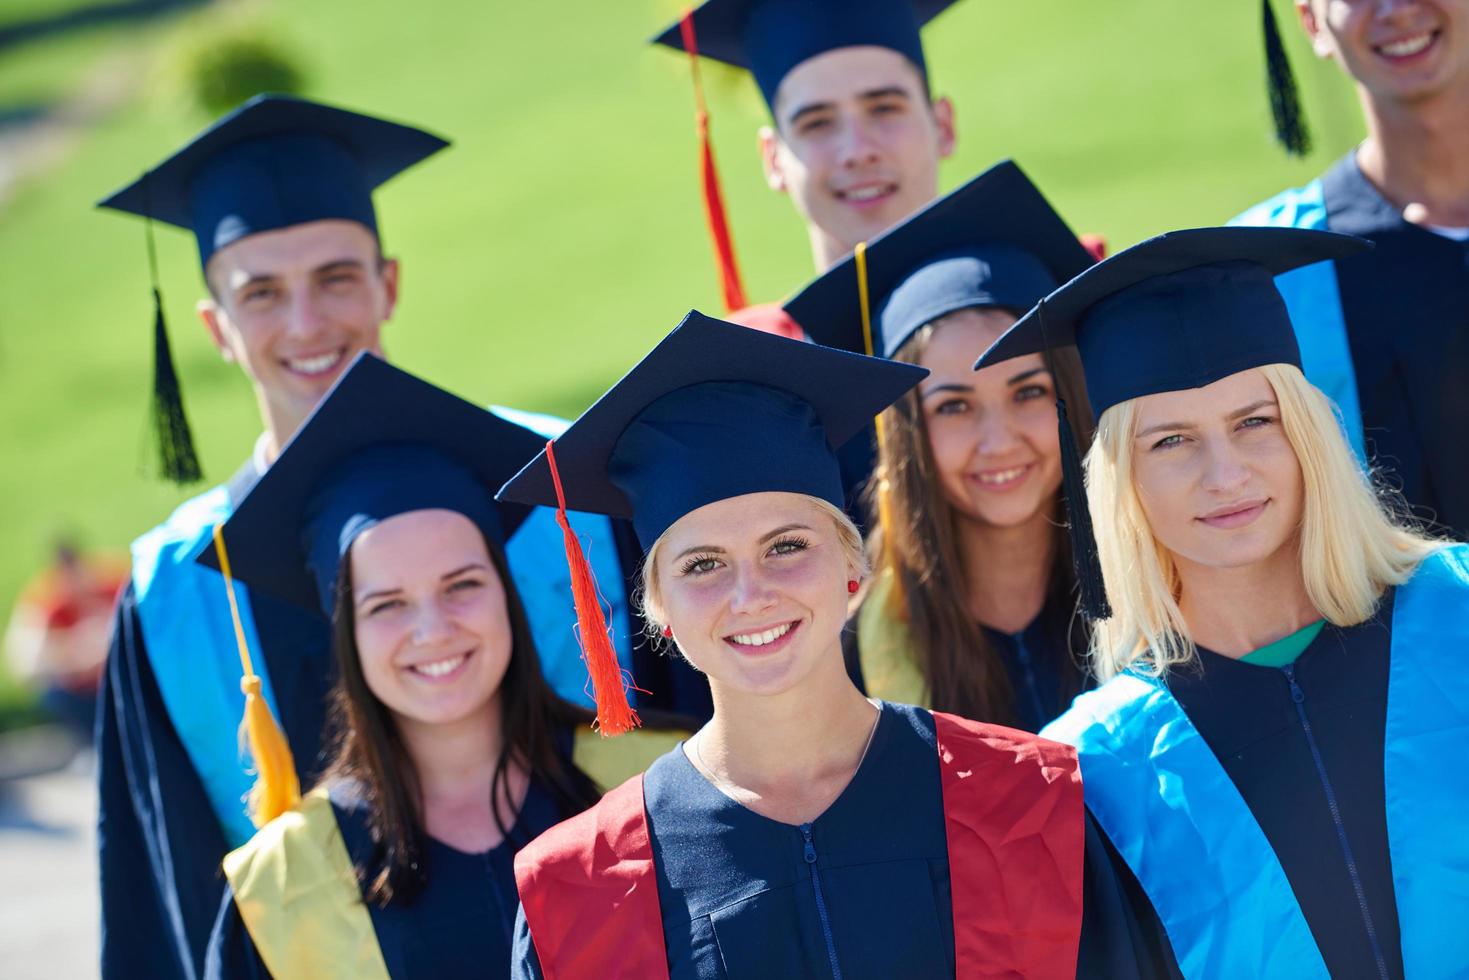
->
xmin=178 ymin=28 xmax=305 ymax=116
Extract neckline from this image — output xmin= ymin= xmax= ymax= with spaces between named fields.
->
xmin=1240 ymin=619 xmax=1327 ymax=668
xmin=674 ymin=701 xmax=892 ymax=830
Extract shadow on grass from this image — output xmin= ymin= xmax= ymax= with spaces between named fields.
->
xmin=0 ymin=0 xmax=207 ymax=52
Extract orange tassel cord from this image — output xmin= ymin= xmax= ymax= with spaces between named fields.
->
xmin=545 ymin=440 xmax=642 ymax=736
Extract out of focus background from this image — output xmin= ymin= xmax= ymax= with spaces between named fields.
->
xmin=0 ymin=0 xmax=1361 ymax=972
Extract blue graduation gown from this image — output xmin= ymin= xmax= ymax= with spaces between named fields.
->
xmin=1235 ymin=154 xmax=1469 ymax=538
xmin=512 ymin=703 xmax=1176 ymax=979
xmin=205 ymin=780 xmax=563 ymax=980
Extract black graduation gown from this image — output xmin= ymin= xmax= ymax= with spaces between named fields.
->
xmin=95 ymin=460 xmax=334 ymax=980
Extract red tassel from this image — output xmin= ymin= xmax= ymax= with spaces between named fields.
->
xmin=545 ymin=440 xmax=641 ymax=736
xmin=681 ymin=11 xmax=749 ymax=314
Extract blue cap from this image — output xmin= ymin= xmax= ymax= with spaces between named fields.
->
xmin=651 ymin=0 xmax=961 ymax=107
xmin=974 ymin=226 xmax=1373 ymax=419
xmin=200 ymin=353 xmax=546 ymax=616
xmin=98 ymin=94 xmax=448 ymax=268
xmin=496 ymin=311 xmax=926 ymax=548
xmin=784 ymin=160 xmax=1094 ymax=358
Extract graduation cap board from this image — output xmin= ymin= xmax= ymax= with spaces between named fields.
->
xmin=497 ymin=309 xmax=928 ymax=549
xmin=648 ymin=0 xmax=962 ymax=315
xmin=784 ymin=160 xmax=1094 ymax=359
xmin=199 ymin=351 xmax=545 ymax=618
xmin=97 ymin=94 xmax=448 ymax=484
xmin=974 ymin=225 xmax=1372 ymax=620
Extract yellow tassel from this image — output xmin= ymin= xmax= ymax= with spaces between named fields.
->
xmin=855 ymin=243 xmax=906 ymax=615
xmin=212 ymin=524 xmax=300 ymax=827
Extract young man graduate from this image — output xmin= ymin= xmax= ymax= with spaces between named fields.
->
xmin=91 ymin=95 xmax=658 ymax=980
xmin=1235 ymin=0 xmax=1469 ymax=539
xmin=651 ymin=0 xmax=960 ymax=338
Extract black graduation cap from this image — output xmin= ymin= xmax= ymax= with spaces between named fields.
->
xmin=1262 ymin=0 xmax=1311 ymax=156
xmin=784 ymin=160 xmax=1094 ymax=359
xmin=975 ymin=225 xmax=1372 ymax=619
xmin=497 ymin=310 xmax=927 ymax=549
xmin=97 ymin=94 xmax=448 ymax=485
xmin=199 ymin=352 xmax=546 ymax=617
xmin=651 ymin=0 xmax=962 ymax=107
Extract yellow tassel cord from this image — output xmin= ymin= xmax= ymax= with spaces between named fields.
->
xmin=212 ymin=524 xmax=301 ymax=827
xmin=854 ymin=243 xmax=906 ymax=618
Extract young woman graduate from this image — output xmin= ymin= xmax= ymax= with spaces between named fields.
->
xmin=199 ymin=354 xmax=682 ymax=980
xmin=498 ymin=311 xmax=1176 ymax=979
xmin=784 ymin=160 xmax=1097 ymax=731
xmin=974 ymin=225 xmax=1469 ymax=979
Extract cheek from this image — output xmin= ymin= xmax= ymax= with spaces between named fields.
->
xmin=1019 ymin=407 xmax=1062 ymax=463
xmin=925 ymin=418 xmax=972 ymax=477
xmin=353 ymin=619 xmax=403 ymax=698
xmin=1133 ymin=456 xmax=1196 ymax=537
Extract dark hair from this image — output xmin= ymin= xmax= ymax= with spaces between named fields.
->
xmin=868 ymin=316 xmax=1092 ymax=725
xmin=319 ymin=527 xmax=600 ymax=905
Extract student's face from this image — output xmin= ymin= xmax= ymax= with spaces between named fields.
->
xmin=655 ymin=493 xmax=855 ymax=699
xmin=762 ymin=46 xmax=955 ymax=262
xmin=918 ymin=310 xmax=1062 ymax=531
xmin=1300 ymin=0 xmax=1469 ymax=104
xmin=1129 ymin=369 xmax=1305 ymax=574
xmin=349 ymin=510 xmax=512 ymax=729
xmin=200 ymin=219 xmax=398 ymax=432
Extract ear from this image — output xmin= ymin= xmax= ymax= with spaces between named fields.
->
xmin=758 ymin=126 xmax=788 ymax=193
xmin=378 ymin=256 xmax=401 ymax=321
xmin=197 ymin=298 xmax=234 ymax=361
xmin=931 ymin=96 xmax=956 ymax=159
xmin=1296 ymin=0 xmax=1332 ymax=59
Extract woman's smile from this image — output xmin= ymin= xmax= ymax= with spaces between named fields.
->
xmin=723 ymin=619 xmax=802 ymax=656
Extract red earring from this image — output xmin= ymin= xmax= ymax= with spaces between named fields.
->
xmin=847 ymin=579 xmax=860 ymax=595
xmin=662 ymin=625 xmax=673 ymax=638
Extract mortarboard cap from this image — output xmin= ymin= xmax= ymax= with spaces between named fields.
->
xmin=974 ymin=225 xmax=1371 ymax=620
xmin=785 ymin=160 xmax=1094 ymax=358
xmin=201 ymin=352 xmax=544 ymax=617
xmin=497 ymin=310 xmax=927 ymax=549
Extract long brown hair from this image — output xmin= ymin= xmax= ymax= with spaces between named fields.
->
xmin=869 ymin=317 xmax=1093 ymax=725
xmin=319 ymin=529 xmax=600 ymax=905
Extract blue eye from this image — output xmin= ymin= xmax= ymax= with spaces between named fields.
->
xmin=1239 ymin=416 xmax=1277 ymax=431
xmin=1151 ymin=434 xmax=1184 ymax=451
xmin=769 ymin=536 xmax=810 ymax=557
xmin=679 ymin=555 xmax=721 ymax=576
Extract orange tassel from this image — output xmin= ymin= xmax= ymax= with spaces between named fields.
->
xmin=545 ymin=440 xmax=641 ymax=736
xmin=212 ymin=524 xmax=301 ymax=827
xmin=681 ymin=10 xmax=749 ymax=314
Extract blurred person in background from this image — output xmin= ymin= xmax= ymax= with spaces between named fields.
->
xmin=1235 ymin=0 xmax=1469 ymax=539
xmin=3 ymin=538 xmax=127 ymax=737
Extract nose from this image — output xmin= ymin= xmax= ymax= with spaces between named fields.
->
xmin=1374 ymin=0 xmax=1418 ymax=21
xmin=1198 ymin=436 xmax=1251 ymax=495
xmin=411 ymin=599 xmax=457 ymax=647
xmin=973 ymin=408 xmax=1021 ymax=456
xmin=728 ymin=562 xmax=779 ymax=618
xmin=283 ymin=288 xmax=329 ymax=340
xmin=836 ymin=117 xmax=882 ymax=171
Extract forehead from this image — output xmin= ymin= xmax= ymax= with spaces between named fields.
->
xmin=351 ymin=509 xmax=488 ymax=574
xmin=919 ymin=308 xmax=1021 ymax=372
xmin=773 ymin=45 xmax=926 ymax=115
xmin=1132 ymin=368 xmax=1278 ymax=425
xmin=206 ymin=217 xmax=378 ymax=284
xmin=659 ymin=491 xmax=828 ymax=551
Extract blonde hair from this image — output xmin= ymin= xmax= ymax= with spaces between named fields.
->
xmin=639 ymin=496 xmax=869 ymax=637
xmin=1085 ymin=363 xmax=1443 ymax=680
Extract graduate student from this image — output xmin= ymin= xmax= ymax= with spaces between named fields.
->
xmin=92 ymin=95 xmax=652 ymax=980
xmin=500 ymin=312 xmax=1175 ymax=979
xmin=785 ymin=161 xmax=1095 ymax=731
xmin=200 ymin=355 xmax=680 ymax=980
xmin=974 ymin=225 xmax=1468 ymax=978
xmin=1235 ymin=0 xmax=1469 ymax=538
xmin=650 ymin=0 xmax=961 ymax=336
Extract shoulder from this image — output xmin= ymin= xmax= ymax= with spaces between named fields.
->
xmin=514 ymin=775 xmax=648 ymax=891
xmin=1406 ymin=543 xmax=1469 ymax=588
xmin=929 ymin=709 xmax=1081 ymax=784
xmin=1042 ymin=673 xmax=1168 ymax=758
xmin=129 ymin=483 xmax=234 ymax=595
xmin=223 ymin=787 xmax=342 ymax=887
xmin=572 ymin=725 xmax=687 ymax=792
xmin=1230 ymin=174 xmax=1329 ymax=230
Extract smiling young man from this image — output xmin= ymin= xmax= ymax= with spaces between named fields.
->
xmin=653 ymin=0 xmax=959 ymax=338
xmin=1235 ymin=0 xmax=1469 ymax=539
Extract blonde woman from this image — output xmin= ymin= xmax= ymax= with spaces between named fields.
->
xmin=498 ymin=313 xmax=1173 ymax=980
xmin=976 ymin=226 xmax=1469 ymax=980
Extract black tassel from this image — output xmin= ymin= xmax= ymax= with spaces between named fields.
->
xmin=1056 ymin=396 xmax=1111 ymax=621
xmin=151 ymin=285 xmax=202 ymax=484
xmin=1263 ymin=0 xmax=1312 ymax=156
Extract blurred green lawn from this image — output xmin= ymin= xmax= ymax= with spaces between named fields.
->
xmin=0 ymin=0 xmax=1362 ymax=720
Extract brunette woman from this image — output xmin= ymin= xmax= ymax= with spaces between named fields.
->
xmin=201 ymin=355 xmax=680 ymax=980
xmin=785 ymin=161 xmax=1097 ymax=730
xmin=979 ymin=226 xmax=1469 ymax=978
xmin=500 ymin=312 xmax=1175 ymax=979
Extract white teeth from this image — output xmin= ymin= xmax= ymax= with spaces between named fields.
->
xmin=1380 ymin=32 xmax=1433 ymax=57
xmin=977 ymin=466 xmax=1027 ymax=485
xmin=413 ymin=654 xmax=466 ymax=677
xmin=287 ymin=351 xmax=344 ymax=375
xmin=843 ymin=185 xmax=890 ymax=201
xmin=730 ymin=623 xmax=793 ymax=647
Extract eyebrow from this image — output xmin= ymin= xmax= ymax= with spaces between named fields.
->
xmin=784 ymin=86 xmax=913 ymax=128
xmin=921 ymin=382 xmax=972 ymax=400
xmin=672 ymin=523 xmax=814 ymax=562
xmin=1007 ymin=367 xmax=1049 ymax=385
xmin=1135 ymin=399 xmax=1279 ymax=438
xmin=354 ymin=562 xmax=489 ymax=605
xmin=313 ymin=258 xmax=367 ymax=277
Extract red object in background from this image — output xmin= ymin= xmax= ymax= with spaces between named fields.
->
xmin=6 ymin=548 xmax=127 ymax=695
xmin=727 ymin=302 xmax=807 ymax=341
xmin=1080 ymin=234 xmax=1108 ymax=263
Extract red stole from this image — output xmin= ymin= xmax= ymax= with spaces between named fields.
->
xmin=514 ymin=712 xmax=1085 ymax=980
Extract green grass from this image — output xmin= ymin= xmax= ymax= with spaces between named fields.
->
xmin=0 ymin=0 xmax=1364 ymax=721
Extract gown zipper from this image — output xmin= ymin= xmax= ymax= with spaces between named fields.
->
xmin=1281 ymin=664 xmax=1390 ymax=980
xmin=800 ymin=823 xmax=844 ymax=980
